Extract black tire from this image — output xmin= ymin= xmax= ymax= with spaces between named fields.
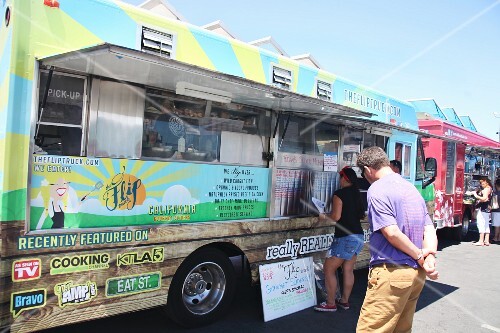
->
xmin=461 ymin=214 xmax=471 ymax=240
xmin=166 ymin=247 xmax=236 ymax=327
xmin=451 ymin=225 xmax=463 ymax=241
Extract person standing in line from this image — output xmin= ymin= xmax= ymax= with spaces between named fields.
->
xmin=355 ymin=147 xmax=438 ymax=333
xmin=467 ymin=176 xmax=493 ymax=246
xmin=390 ymin=159 xmax=402 ymax=174
xmin=314 ymin=166 xmax=366 ymax=312
xmin=491 ymin=178 xmax=500 ymax=242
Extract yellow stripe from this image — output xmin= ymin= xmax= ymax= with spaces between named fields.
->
xmin=277 ymin=58 xmax=300 ymax=92
xmin=12 ymin=0 xmax=103 ymax=80
xmin=231 ymin=40 xmax=266 ymax=84
xmin=0 ymin=134 xmax=30 ymax=192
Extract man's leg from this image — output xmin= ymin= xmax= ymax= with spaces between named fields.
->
xmin=393 ymin=268 xmax=426 ymax=333
xmin=357 ymin=266 xmax=416 ymax=333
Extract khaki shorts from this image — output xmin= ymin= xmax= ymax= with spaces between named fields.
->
xmin=356 ymin=263 xmax=426 ymax=333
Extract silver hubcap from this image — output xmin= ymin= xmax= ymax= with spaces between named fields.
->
xmin=182 ymin=262 xmax=226 ymax=315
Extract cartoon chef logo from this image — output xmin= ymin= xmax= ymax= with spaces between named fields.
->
xmin=36 ymin=176 xmax=80 ymax=229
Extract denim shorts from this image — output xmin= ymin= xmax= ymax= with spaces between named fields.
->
xmin=326 ymin=234 xmax=365 ymax=260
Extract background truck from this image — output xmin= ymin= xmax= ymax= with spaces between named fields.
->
xmin=413 ymin=100 xmax=500 ymax=240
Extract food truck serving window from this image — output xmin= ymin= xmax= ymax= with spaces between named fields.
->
xmin=142 ymin=88 xmax=267 ymax=165
xmin=445 ymin=142 xmax=456 ymax=194
xmin=35 ymin=71 xmax=86 ymax=156
xmin=277 ymin=115 xmax=339 ymax=157
xmin=395 ymin=142 xmax=412 ymax=178
xmin=415 ymin=138 xmax=426 ymax=180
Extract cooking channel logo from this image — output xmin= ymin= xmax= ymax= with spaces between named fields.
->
xmin=12 ymin=259 xmax=41 ymax=282
xmin=50 ymin=253 xmax=110 ymax=275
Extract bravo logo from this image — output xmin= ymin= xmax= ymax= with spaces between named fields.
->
xmin=11 ymin=289 xmax=46 ymax=318
xmin=12 ymin=259 xmax=41 ymax=282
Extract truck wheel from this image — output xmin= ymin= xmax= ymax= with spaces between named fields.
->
xmin=461 ymin=214 xmax=471 ymax=240
xmin=166 ymin=248 xmax=236 ymax=327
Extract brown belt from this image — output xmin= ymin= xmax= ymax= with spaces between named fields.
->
xmin=371 ymin=262 xmax=411 ymax=269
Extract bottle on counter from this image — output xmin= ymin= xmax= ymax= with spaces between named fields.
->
xmin=178 ymin=136 xmax=185 ymax=153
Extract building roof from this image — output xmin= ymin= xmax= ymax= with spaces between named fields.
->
xmin=202 ymin=20 xmax=238 ymax=39
xmin=408 ymin=99 xmax=447 ymax=120
xmin=248 ymin=36 xmax=288 ymax=57
xmin=441 ymin=107 xmax=464 ymax=127
xmin=459 ymin=116 xmax=478 ymax=132
xmin=291 ymin=54 xmax=322 ymax=69
xmin=138 ymin=0 xmax=185 ymax=21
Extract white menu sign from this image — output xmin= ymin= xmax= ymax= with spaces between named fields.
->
xmin=259 ymin=257 xmax=316 ymax=322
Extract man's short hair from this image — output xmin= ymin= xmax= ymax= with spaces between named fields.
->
xmin=356 ymin=146 xmax=390 ymax=171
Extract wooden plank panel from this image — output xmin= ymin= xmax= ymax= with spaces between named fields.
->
xmin=9 ymin=277 xmax=172 ymax=333
xmin=2 ymin=217 xmax=334 ymax=257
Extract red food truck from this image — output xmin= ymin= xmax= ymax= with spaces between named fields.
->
xmin=416 ymin=108 xmax=500 ymax=240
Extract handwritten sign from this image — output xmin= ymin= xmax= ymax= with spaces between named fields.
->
xmin=259 ymin=257 xmax=316 ymax=322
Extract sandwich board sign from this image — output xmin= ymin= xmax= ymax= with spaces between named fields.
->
xmin=259 ymin=256 xmax=316 ymax=322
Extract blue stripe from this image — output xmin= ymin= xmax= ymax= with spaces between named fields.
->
xmin=190 ymin=28 xmax=244 ymax=77
xmin=60 ymin=0 xmax=137 ymax=49
xmin=296 ymin=65 xmax=318 ymax=96
xmin=259 ymin=52 xmax=279 ymax=85
xmin=5 ymin=74 xmax=32 ymax=135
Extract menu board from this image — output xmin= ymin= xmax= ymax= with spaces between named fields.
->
xmin=259 ymin=257 xmax=316 ymax=322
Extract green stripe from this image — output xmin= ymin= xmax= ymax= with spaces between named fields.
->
xmin=0 ymin=189 xmax=27 ymax=222
xmin=415 ymin=183 xmax=435 ymax=203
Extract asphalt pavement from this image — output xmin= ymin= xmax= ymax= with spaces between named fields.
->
xmin=41 ymin=227 xmax=500 ymax=333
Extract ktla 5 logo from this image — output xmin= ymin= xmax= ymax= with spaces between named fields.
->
xmin=12 ymin=259 xmax=41 ymax=282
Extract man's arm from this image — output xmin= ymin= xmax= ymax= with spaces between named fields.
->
xmin=422 ymin=224 xmax=439 ymax=280
xmin=380 ymin=225 xmax=431 ymax=263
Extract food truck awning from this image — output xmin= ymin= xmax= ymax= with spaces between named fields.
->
xmin=318 ymin=114 xmax=463 ymax=142
xmin=39 ymin=43 xmax=372 ymax=119
xmin=419 ymin=119 xmax=500 ymax=149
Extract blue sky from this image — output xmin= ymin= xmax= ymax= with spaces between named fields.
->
xmin=124 ymin=0 xmax=500 ymax=141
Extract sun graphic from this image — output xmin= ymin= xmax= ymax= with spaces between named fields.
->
xmin=99 ymin=172 xmax=146 ymax=211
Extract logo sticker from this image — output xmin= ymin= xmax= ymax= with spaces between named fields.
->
xmin=106 ymin=272 xmax=161 ymax=297
xmin=50 ymin=253 xmax=110 ymax=275
xmin=117 ymin=247 xmax=164 ymax=267
xmin=54 ymin=281 xmax=97 ymax=307
xmin=12 ymin=259 xmax=41 ymax=282
xmin=11 ymin=289 xmax=46 ymax=318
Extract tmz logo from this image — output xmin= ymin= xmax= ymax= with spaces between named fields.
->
xmin=12 ymin=259 xmax=41 ymax=282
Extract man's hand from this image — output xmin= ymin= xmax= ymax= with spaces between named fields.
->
xmin=422 ymin=253 xmax=439 ymax=280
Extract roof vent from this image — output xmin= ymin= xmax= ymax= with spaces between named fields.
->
xmin=272 ymin=66 xmax=292 ymax=90
xmin=316 ymin=80 xmax=332 ymax=101
xmin=141 ymin=27 xmax=174 ymax=59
